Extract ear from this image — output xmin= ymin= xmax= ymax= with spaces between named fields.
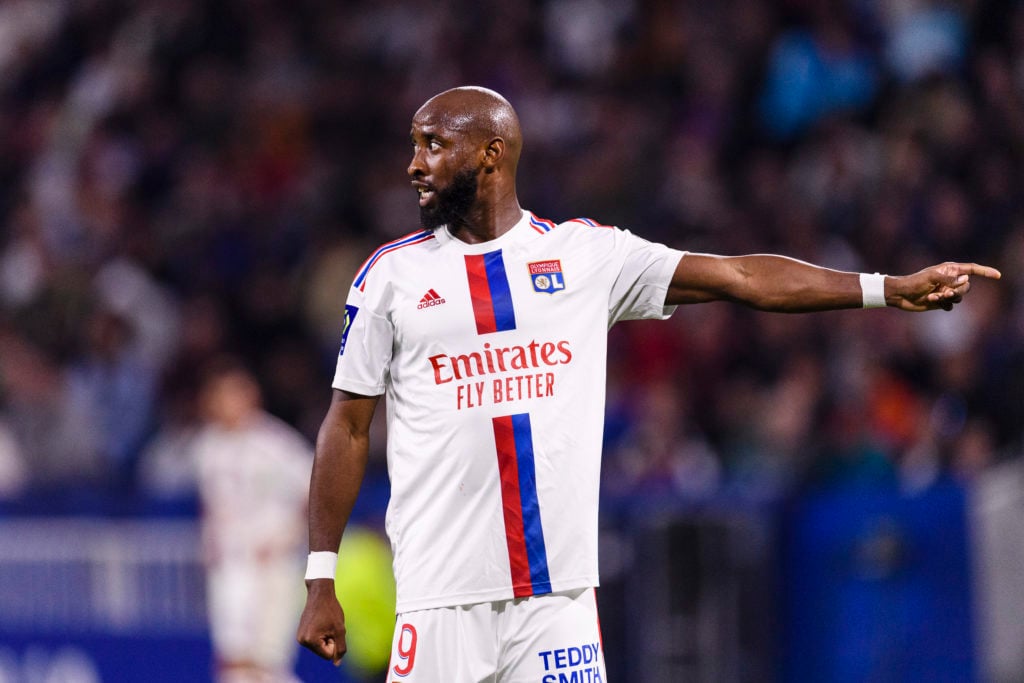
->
xmin=481 ymin=138 xmax=505 ymax=173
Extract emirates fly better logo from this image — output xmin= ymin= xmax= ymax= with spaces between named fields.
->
xmin=428 ymin=338 xmax=573 ymax=410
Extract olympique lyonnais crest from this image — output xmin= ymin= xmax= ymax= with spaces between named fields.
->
xmin=529 ymin=260 xmax=566 ymax=294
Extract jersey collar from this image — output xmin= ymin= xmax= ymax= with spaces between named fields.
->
xmin=434 ymin=210 xmax=541 ymax=254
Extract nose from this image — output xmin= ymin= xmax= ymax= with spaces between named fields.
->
xmin=407 ymin=147 xmax=425 ymax=178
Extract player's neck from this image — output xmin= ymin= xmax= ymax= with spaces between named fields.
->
xmin=448 ymin=196 xmax=522 ymax=245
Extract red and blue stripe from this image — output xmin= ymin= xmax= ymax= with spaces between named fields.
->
xmin=528 ymin=213 xmax=557 ymax=234
xmin=465 ymin=250 xmax=517 ymax=335
xmin=354 ymin=230 xmax=435 ymax=291
xmin=568 ymin=217 xmax=612 ymax=228
xmin=493 ymin=413 xmax=551 ymax=597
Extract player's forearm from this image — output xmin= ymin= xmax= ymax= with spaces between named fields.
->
xmin=726 ymin=254 xmax=864 ymax=312
xmin=300 ymin=400 xmax=365 ymax=662
xmin=670 ymin=253 xmax=867 ymax=312
xmin=307 ymin=420 xmax=369 ymax=555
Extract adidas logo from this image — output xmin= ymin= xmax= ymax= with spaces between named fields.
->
xmin=417 ymin=289 xmax=446 ymax=309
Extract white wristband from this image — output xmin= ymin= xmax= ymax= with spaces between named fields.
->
xmin=859 ymin=272 xmax=887 ymax=308
xmin=305 ymin=551 xmax=338 ymax=580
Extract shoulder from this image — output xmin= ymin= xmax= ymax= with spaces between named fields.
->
xmin=353 ymin=229 xmax=438 ymax=292
xmin=524 ymin=212 xmax=617 ymax=240
xmin=536 ymin=215 xmax=676 ymax=272
xmin=561 ymin=216 xmax=616 ymax=231
xmin=535 ymin=214 xmax=626 ymax=252
xmin=256 ymin=414 xmax=313 ymax=455
xmin=552 ymin=216 xmax=619 ymax=241
xmin=555 ymin=217 xmax=665 ymax=253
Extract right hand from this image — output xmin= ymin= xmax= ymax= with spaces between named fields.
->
xmin=296 ymin=580 xmax=347 ymax=666
xmin=888 ymin=262 xmax=1001 ymax=311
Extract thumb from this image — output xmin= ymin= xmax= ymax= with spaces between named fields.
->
xmin=323 ymin=637 xmax=344 ymax=667
xmin=934 ymin=263 xmax=966 ymax=286
xmin=926 ymin=266 xmax=967 ymax=301
xmin=321 ymin=637 xmax=337 ymax=661
xmin=317 ymin=634 xmax=345 ymax=666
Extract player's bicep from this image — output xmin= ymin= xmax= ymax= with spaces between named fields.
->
xmin=665 ymin=253 xmax=747 ymax=305
xmin=322 ymin=390 xmax=379 ymax=443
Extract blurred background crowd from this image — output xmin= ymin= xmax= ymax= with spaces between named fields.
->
xmin=1 ymin=0 xmax=1022 ymax=681
xmin=0 ymin=0 xmax=1019 ymax=508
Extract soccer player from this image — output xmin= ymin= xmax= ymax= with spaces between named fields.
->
xmin=193 ymin=358 xmax=312 ymax=683
xmin=297 ymin=86 xmax=999 ymax=681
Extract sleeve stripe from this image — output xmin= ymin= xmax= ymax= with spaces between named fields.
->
xmin=528 ymin=213 xmax=557 ymax=234
xmin=568 ymin=217 xmax=611 ymax=228
xmin=354 ymin=231 xmax=435 ymax=290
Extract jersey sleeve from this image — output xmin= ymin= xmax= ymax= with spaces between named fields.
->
xmin=331 ymin=285 xmax=393 ymax=396
xmin=608 ymin=228 xmax=685 ymax=325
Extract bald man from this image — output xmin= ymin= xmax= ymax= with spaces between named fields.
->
xmin=297 ymin=87 xmax=999 ymax=681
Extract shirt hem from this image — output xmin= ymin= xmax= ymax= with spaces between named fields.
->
xmin=395 ymin=575 xmax=601 ymax=614
xmin=653 ymin=248 xmax=685 ymax=319
xmin=332 ymin=378 xmax=384 ymax=397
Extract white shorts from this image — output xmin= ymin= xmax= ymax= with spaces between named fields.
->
xmin=385 ymin=587 xmax=607 ymax=683
xmin=207 ymin=558 xmax=304 ymax=671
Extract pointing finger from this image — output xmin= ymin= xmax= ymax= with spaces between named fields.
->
xmin=952 ymin=263 xmax=1001 ymax=280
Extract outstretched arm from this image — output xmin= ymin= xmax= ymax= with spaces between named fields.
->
xmin=296 ymin=389 xmax=379 ymax=666
xmin=666 ymin=253 xmax=1001 ymax=312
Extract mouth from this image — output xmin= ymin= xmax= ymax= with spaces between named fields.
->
xmin=413 ymin=182 xmax=435 ymax=207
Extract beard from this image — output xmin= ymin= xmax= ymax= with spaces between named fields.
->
xmin=419 ymin=168 xmax=479 ymax=231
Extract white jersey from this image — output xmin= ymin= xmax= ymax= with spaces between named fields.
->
xmin=334 ymin=210 xmax=683 ymax=612
xmin=193 ymin=413 xmax=312 ymax=561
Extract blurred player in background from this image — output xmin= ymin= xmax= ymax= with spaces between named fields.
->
xmin=297 ymin=87 xmax=1000 ymax=681
xmin=193 ymin=357 xmax=312 ymax=683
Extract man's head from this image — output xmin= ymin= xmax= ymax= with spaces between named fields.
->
xmin=198 ymin=356 xmax=262 ymax=430
xmin=408 ymin=86 xmax=522 ymax=231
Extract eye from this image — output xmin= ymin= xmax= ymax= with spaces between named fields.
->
xmin=428 ymin=139 xmax=442 ymax=151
